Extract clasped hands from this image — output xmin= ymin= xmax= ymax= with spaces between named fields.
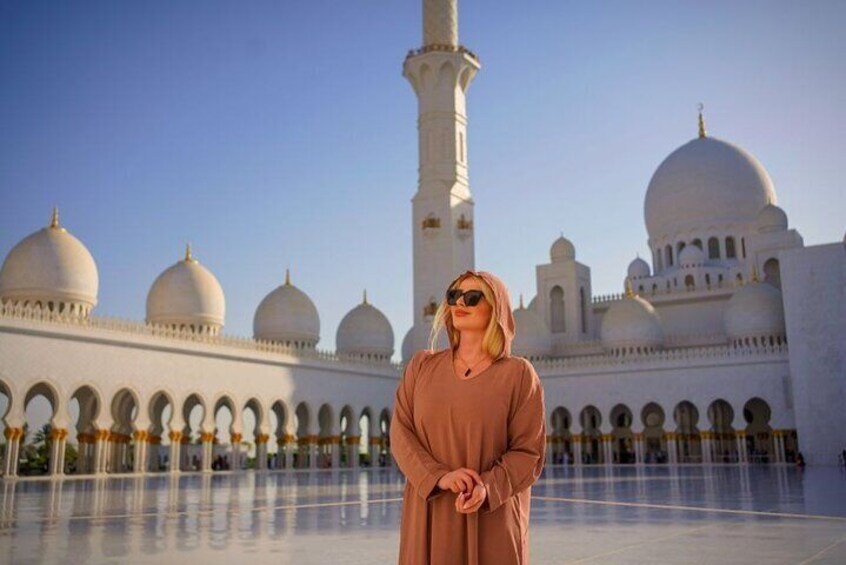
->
xmin=437 ymin=468 xmax=486 ymax=513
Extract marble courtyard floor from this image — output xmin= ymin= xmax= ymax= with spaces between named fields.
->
xmin=1 ymin=465 xmax=845 ymax=564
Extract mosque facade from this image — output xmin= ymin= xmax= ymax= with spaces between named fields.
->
xmin=1 ymin=0 xmax=844 ymax=478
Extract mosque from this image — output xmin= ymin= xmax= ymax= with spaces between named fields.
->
xmin=0 ymin=0 xmax=843 ymax=478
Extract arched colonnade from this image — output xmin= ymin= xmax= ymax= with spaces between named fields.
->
xmin=546 ymin=397 xmax=797 ymax=466
xmin=0 ymin=379 xmax=392 ymax=478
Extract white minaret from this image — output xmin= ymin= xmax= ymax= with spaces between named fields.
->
xmin=403 ymin=0 xmax=481 ymax=354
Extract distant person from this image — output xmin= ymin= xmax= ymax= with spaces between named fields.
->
xmin=391 ymin=270 xmax=546 ymax=564
xmin=796 ymin=452 xmax=806 ymax=468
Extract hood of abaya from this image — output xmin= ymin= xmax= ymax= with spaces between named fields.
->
xmin=444 ymin=270 xmax=516 ymax=361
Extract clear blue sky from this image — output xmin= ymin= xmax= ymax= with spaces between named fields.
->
xmin=1 ymin=0 xmax=844 ymax=361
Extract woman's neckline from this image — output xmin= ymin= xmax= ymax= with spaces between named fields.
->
xmin=449 ymin=348 xmax=499 ymax=381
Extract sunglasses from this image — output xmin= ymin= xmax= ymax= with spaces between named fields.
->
xmin=446 ymin=288 xmax=486 ymax=307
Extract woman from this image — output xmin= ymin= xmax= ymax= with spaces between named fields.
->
xmin=391 ymin=270 xmax=547 ymax=564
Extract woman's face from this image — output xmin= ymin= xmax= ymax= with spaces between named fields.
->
xmin=449 ymin=277 xmax=493 ymax=333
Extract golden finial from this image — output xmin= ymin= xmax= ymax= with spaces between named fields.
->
xmin=751 ymin=264 xmax=759 ymax=283
xmin=184 ymin=242 xmax=197 ymax=263
xmin=362 ymin=289 xmax=368 ymax=305
xmin=625 ymin=278 xmax=635 ymax=298
xmin=285 ymin=268 xmax=291 ymax=286
xmin=698 ymin=103 xmax=707 ymax=138
xmin=49 ymin=207 xmax=60 ymax=229
xmin=519 ymin=293 xmax=524 ymax=309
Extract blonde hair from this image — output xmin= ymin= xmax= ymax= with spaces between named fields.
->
xmin=428 ymin=274 xmax=506 ymax=359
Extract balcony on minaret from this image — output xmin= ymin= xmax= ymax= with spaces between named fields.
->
xmin=422 ymin=213 xmax=442 ymax=238
xmin=456 ymin=213 xmax=473 ymax=239
xmin=405 ymin=44 xmax=479 ymax=63
xmin=423 ymin=298 xmax=439 ymax=318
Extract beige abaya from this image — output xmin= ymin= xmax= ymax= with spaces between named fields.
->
xmin=390 ymin=270 xmax=547 ymax=564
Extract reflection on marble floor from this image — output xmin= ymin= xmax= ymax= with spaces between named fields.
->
xmin=1 ymin=465 xmax=845 ymax=564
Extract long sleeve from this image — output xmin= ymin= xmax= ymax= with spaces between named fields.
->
xmin=479 ymin=359 xmax=546 ymax=514
xmin=390 ymin=350 xmax=452 ymax=502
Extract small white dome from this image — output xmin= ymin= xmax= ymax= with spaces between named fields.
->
xmin=401 ymin=326 xmax=416 ymax=364
xmin=600 ymin=293 xmax=663 ymax=353
xmin=627 ymin=257 xmax=651 ymax=279
xmin=678 ymin=245 xmax=706 ymax=268
xmin=402 ymin=322 xmax=448 ymax=363
xmin=253 ymin=270 xmax=320 ymax=347
xmin=146 ymin=245 xmax=225 ymax=334
xmin=336 ymin=291 xmax=394 ymax=360
xmin=550 ymin=235 xmax=576 ymax=262
xmin=0 ymin=209 xmax=98 ymax=316
xmin=756 ymin=204 xmax=788 ymax=234
xmin=724 ymin=279 xmax=785 ymax=343
xmin=644 ymin=136 xmax=777 ymax=240
xmin=512 ymin=298 xmax=550 ymax=358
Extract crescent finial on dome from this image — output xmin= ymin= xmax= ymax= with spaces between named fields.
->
xmin=698 ymin=103 xmax=707 ymax=138
xmin=50 ymin=207 xmax=60 ymax=229
xmin=519 ymin=293 xmax=524 ymax=309
xmin=184 ymin=242 xmax=197 ymax=263
xmin=285 ymin=268 xmax=291 ymax=286
xmin=363 ymin=289 xmax=368 ymax=305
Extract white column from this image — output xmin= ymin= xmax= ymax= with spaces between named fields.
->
xmin=201 ymin=434 xmax=214 ymax=472
xmin=701 ymin=433 xmax=713 ymax=464
xmin=348 ymin=436 xmax=360 ymax=469
xmin=633 ymin=433 xmax=645 ymax=465
xmin=48 ymin=428 xmax=68 ymax=476
xmin=132 ymin=432 xmax=148 ymax=474
xmin=774 ymin=431 xmax=786 ymax=463
xmin=168 ymin=432 xmax=182 ymax=473
xmin=666 ymin=433 xmax=678 ymax=464
xmin=369 ymin=437 xmax=381 ymax=467
xmin=309 ymin=438 xmax=319 ymax=470
xmin=2 ymin=428 xmax=23 ymax=477
xmin=736 ymin=431 xmax=749 ymax=464
xmin=573 ymin=435 xmax=583 ymax=467
xmin=608 ymin=435 xmax=616 ymax=465
xmin=330 ymin=437 xmax=340 ymax=469
xmin=94 ymin=430 xmax=111 ymax=474
xmin=230 ymin=433 xmax=243 ymax=471
xmin=546 ymin=437 xmax=556 ymax=465
xmin=283 ymin=437 xmax=294 ymax=470
xmin=255 ymin=435 xmax=269 ymax=471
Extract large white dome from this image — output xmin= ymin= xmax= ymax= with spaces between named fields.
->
xmin=644 ymin=136 xmax=777 ymax=240
xmin=253 ymin=270 xmax=320 ymax=347
xmin=336 ymin=291 xmax=394 ymax=360
xmin=146 ymin=245 xmax=225 ymax=334
xmin=0 ymin=209 xmax=98 ymax=317
xmin=600 ymin=291 xmax=663 ymax=354
xmin=724 ymin=279 xmax=786 ymax=345
xmin=512 ymin=296 xmax=550 ymax=358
